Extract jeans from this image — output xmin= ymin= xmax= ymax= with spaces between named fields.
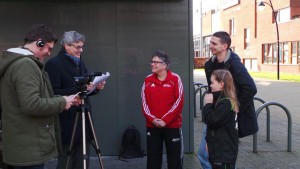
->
xmin=197 ymin=124 xmax=212 ymax=169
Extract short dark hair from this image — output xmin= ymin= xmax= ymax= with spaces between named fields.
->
xmin=24 ymin=24 xmax=58 ymax=44
xmin=212 ymin=31 xmax=231 ymax=49
xmin=151 ymin=50 xmax=170 ymax=65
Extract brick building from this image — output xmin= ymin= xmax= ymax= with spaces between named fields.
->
xmin=194 ymin=0 xmax=300 ymax=73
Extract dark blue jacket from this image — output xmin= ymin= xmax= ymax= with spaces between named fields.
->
xmin=205 ymin=49 xmax=258 ymax=138
xmin=45 ymin=48 xmax=97 ymax=144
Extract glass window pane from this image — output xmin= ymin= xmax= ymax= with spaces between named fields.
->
xmin=264 ymin=44 xmax=271 ymax=63
xmin=298 ymin=42 xmax=300 ymax=63
xmin=263 ymin=44 xmax=266 ymax=63
xmin=298 ymin=42 xmax=300 ymax=56
xmin=284 ymin=51 xmax=288 ymax=63
xmin=273 ymin=44 xmax=277 ymax=63
xmin=278 ymin=8 xmax=290 ymax=23
xmin=292 ymin=42 xmax=296 ymax=55
xmin=283 ymin=42 xmax=288 ymax=50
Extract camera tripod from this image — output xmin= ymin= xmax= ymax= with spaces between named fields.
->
xmin=66 ymin=91 xmax=104 ymax=169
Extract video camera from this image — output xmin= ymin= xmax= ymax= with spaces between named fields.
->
xmin=74 ymin=72 xmax=102 ymax=97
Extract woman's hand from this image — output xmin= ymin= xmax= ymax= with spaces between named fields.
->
xmin=152 ymin=118 xmax=166 ymax=128
xmin=204 ymin=93 xmax=213 ymax=104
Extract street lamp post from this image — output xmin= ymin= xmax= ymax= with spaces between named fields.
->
xmin=258 ymin=0 xmax=280 ymax=80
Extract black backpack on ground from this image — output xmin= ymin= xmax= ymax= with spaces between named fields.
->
xmin=119 ymin=125 xmax=144 ymax=160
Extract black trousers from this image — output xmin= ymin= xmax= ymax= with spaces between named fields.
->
xmin=146 ymin=127 xmax=183 ymax=169
xmin=7 ymin=164 xmax=44 ymax=169
xmin=211 ymin=162 xmax=235 ymax=169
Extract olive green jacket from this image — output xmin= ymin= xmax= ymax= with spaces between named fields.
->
xmin=0 ymin=48 xmax=65 ymax=166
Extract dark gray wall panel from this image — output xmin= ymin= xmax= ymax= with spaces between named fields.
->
xmin=0 ymin=0 xmax=193 ymax=156
xmin=116 ymin=0 xmax=191 ymax=155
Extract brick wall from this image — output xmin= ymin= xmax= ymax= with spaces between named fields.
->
xmin=200 ymin=0 xmax=300 ymax=73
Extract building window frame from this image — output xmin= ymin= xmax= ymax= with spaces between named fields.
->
xmin=276 ymin=8 xmax=290 ymax=23
xmin=229 ymin=18 xmax=235 ymax=35
xmin=292 ymin=41 xmax=300 ymax=64
xmin=263 ymin=41 xmax=300 ymax=65
xmin=298 ymin=42 xmax=300 ymax=64
xmin=244 ymin=28 xmax=250 ymax=49
xmin=203 ymin=36 xmax=211 ymax=58
xmin=193 ymin=36 xmax=201 ymax=57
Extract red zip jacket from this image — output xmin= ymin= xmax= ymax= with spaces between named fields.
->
xmin=141 ymin=70 xmax=184 ymax=128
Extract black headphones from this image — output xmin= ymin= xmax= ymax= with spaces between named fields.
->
xmin=36 ymin=40 xmax=45 ymax=47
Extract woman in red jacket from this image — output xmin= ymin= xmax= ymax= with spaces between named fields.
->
xmin=141 ymin=50 xmax=184 ymax=169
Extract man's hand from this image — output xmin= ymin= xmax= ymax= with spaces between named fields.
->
xmin=96 ymin=81 xmax=106 ymax=90
xmin=86 ymin=83 xmax=94 ymax=91
xmin=86 ymin=81 xmax=106 ymax=91
xmin=63 ymin=95 xmax=79 ymax=110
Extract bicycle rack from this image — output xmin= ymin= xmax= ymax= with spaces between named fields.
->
xmin=199 ymin=85 xmax=208 ymax=111
xmin=194 ymin=82 xmax=202 ymax=88
xmin=199 ymin=90 xmax=209 ymax=121
xmin=253 ymin=101 xmax=292 ymax=153
xmin=194 ymin=82 xmax=203 ymax=117
xmin=194 ymin=83 xmax=208 ymax=118
xmin=254 ymin=96 xmax=271 ymax=141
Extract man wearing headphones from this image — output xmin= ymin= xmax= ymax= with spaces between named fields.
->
xmin=0 ymin=24 xmax=77 ymax=169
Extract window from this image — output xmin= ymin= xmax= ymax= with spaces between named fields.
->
xmin=263 ymin=44 xmax=272 ymax=63
xmin=294 ymin=41 xmax=300 ymax=64
xmin=282 ymin=42 xmax=288 ymax=63
xmin=292 ymin=41 xmax=297 ymax=64
xmin=273 ymin=43 xmax=278 ymax=63
xmin=193 ymin=36 xmax=201 ymax=57
xmin=244 ymin=28 xmax=250 ymax=49
xmin=244 ymin=58 xmax=257 ymax=71
xmin=276 ymin=8 xmax=290 ymax=23
xmin=298 ymin=42 xmax=300 ymax=64
xmin=292 ymin=42 xmax=297 ymax=56
xmin=262 ymin=43 xmax=276 ymax=64
xmin=229 ymin=19 xmax=235 ymax=35
xmin=263 ymin=41 xmax=300 ymax=65
xmin=203 ymin=36 xmax=211 ymax=58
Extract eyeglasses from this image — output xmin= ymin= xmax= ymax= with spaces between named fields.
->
xmin=150 ymin=60 xmax=164 ymax=64
xmin=44 ymin=43 xmax=53 ymax=52
xmin=69 ymin=44 xmax=84 ymax=50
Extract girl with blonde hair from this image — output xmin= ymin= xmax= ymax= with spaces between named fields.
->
xmin=203 ymin=69 xmax=239 ymax=169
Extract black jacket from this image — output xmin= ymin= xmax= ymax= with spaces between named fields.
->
xmin=205 ymin=49 xmax=258 ymax=138
xmin=203 ymin=92 xmax=238 ymax=164
xmin=45 ymin=49 xmax=97 ymax=144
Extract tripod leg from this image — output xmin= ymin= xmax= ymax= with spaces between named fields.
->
xmin=81 ymin=107 xmax=88 ymax=169
xmin=66 ymin=111 xmax=80 ymax=169
xmin=87 ymin=111 xmax=104 ymax=169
